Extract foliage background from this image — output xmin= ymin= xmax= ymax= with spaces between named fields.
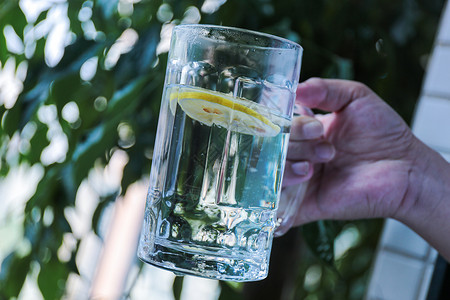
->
xmin=0 ymin=0 xmax=445 ymax=298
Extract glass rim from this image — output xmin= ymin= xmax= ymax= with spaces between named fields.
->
xmin=174 ymin=24 xmax=303 ymax=52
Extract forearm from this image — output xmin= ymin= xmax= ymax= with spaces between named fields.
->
xmin=396 ymin=138 xmax=450 ymax=261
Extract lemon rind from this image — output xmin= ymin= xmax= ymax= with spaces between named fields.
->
xmin=169 ymin=86 xmax=283 ymax=137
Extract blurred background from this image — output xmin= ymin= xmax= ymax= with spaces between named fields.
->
xmin=0 ymin=0 xmax=446 ymax=299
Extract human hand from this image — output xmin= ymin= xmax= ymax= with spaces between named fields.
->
xmin=281 ymin=77 xmax=450 ymax=260
xmin=276 ymin=105 xmax=334 ymax=236
xmin=283 ymin=78 xmax=419 ymax=225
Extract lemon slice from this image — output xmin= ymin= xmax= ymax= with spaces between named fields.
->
xmin=169 ymin=86 xmax=281 ymax=137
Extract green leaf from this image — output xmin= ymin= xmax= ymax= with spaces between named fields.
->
xmin=25 ymin=166 xmax=59 ymax=212
xmin=0 ymin=1 xmax=26 ymax=37
xmin=64 ymin=77 xmax=151 ymax=190
xmin=30 ymin=37 xmax=46 ymax=62
xmin=9 ymin=6 xmax=27 ymax=40
xmin=26 ymin=121 xmax=49 ymax=164
xmin=67 ymin=249 xmax=80 ymax=275
xmin=68 ymin=124 xmax=115 ymax=188
xmin=24 ymin=217 xmax=42 ymax=248
xmin=52 ymin=38 xmax=101 ymax=74
xmin=301 ymin=220 xmax=345 ymax=271
xmin=92 ymin=193 xmax=118 ymax=237
xmin=37 ymin=256 xmax=68 ymax=299
xmin=17 ymin=78 xmax=51 ymax=131
xmin=218 ymin=281 xmax=245 ymax=300
xmin=54 ymin=211 xmax=72 ymax=235
xmin=50 ymin=73 xmax=81 ymax=109
xmin=113 ymin=22 xmax=161 ymax=79
xmin=1 ymin=106 xmax=21 ymax=137
xmin=120 ymin=137 xmax=150 ymax=195
xmin=96 ymin=0 xmax=119 ymax=19
xmin=172 ymin=275 xmax=184 ymax=300
xmin=67 ymin=0 xmax=84 ymax=35
xmin=66 ymin=78 xmax=150 ymax=189
xmin=35 ymin=9 xmax=49 ymax=25
xmin=104 ymin=76 xmax=148 ymax=119
xmin=0 ymin=252 xmax=32 ymax=297
xmin=131 ymin=1 xmax=162 ymax=28
xmin=0 ymin=33 xmax=8 ymax=62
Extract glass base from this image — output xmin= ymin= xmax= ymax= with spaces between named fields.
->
xmin=138 ymin=238 xmax=269 ymax=281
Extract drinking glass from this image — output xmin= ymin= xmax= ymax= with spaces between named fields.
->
xmin=138 ymin=24 xmax=303 ymax=281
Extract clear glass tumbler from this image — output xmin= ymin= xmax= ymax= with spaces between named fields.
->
xmin=138 ymin=24 xmax=303 ymax=281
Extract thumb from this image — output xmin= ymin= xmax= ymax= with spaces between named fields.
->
xmin=296 ymin=78 xmax=375 ymax=112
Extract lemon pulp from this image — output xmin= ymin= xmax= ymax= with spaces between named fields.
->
xmin=169 ymin=86 xmax=281 ymax=137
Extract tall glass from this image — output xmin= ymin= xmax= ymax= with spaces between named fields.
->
xmin=138 ymin=24 xmax=302 ymax=281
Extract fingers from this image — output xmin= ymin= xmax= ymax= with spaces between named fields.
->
xmin=296 ymin=77 xmax=373 ymax=112
xmin=287 ymin=115 xmax=335 ymax=162
xmin=290 ymin=116 xmax=323 ymax=140
xmin=287 ymin=141 xmax=335 ymax=162
xmin=283 ymin=160 xmax=313 ymax=186
xmin=282 ymin=114 xmax=335 ymax=187
xmin=294 ymin=104 xmax=315 ymax=117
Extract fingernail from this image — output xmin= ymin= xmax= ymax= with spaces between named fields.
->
xmin=303 ymin=121 xmax=323 ymax=139
xmin=292 ymin=161 xmax=310 ymax=176
xmin=315 ymin=143 xmax=335 ymax=160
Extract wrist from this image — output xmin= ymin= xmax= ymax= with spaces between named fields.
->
xmin=397 ymin=138 xmax=449 ymax=220
xmin=395 ymin=137 xmax=450 ymax=257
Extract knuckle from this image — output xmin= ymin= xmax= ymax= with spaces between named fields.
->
xmin=350 ymin=82 xmax=372 ymax=98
